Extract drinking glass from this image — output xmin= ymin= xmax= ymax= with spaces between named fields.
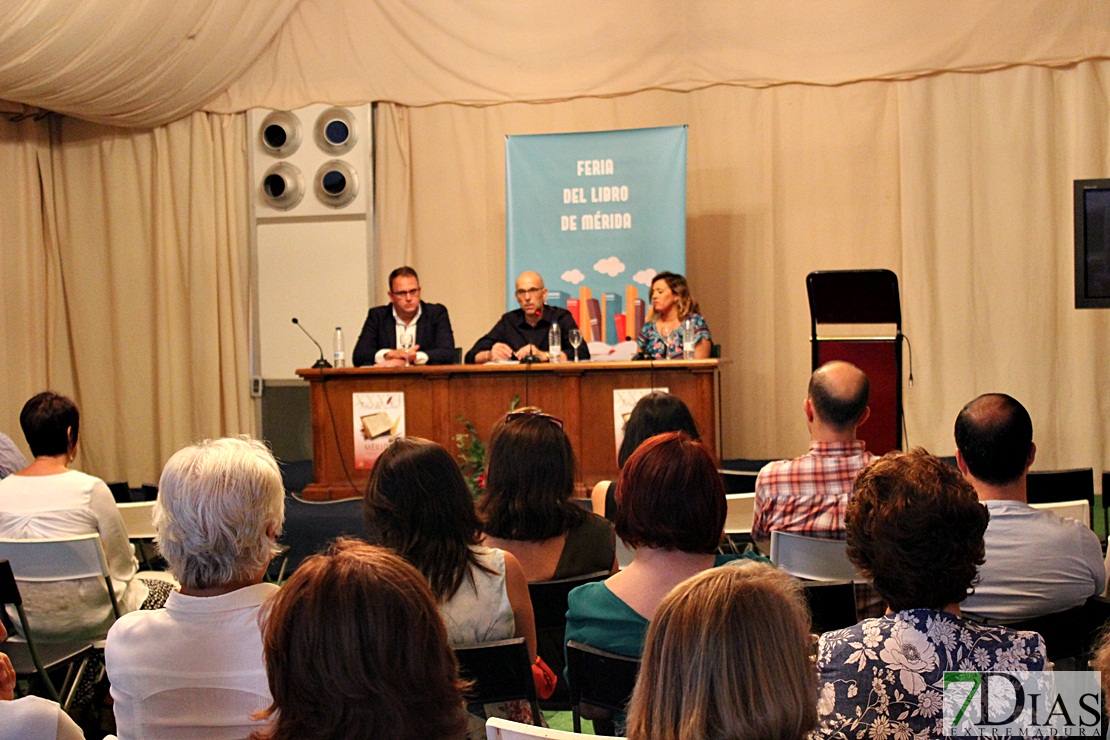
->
xmin=568 ymin=329 xmax=582 ymax=362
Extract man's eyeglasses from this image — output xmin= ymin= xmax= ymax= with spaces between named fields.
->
xmin=515 ymin=287 xmax=544 ymax=297
xmin=390 ymin=288 xmax=421 ymax=299
xmin=505 ymin=410 xmax=563 ymax=428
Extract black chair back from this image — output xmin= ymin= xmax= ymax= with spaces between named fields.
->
xmin=1026 ymin=468 xmax=1094 ymax=505
xmin=565 ymin=640 xmax=640 ymax=733
xmin=802 ymin=579 xmax=859 ymax=634
xmin=454 ymin=637 xmax=542 ymax=726
xmin=273 ymin=495 xmax=366 ymax=578
xmin=106 ymin=481 xmax=133 ymax=503
xmin=528 ymin=570 xmax=609 ymax=709
xmin=719 ymin=470 xmax=758 ymax=493
xmin=1027 ymin=468 xmax=1096 ymax=539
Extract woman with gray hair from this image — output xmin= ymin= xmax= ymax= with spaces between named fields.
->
xmin=105 ymin=436 xmax=286 ymax=739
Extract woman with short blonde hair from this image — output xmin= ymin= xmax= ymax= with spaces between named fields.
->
xmin=625 ymin=562 xmax=817 ymax=740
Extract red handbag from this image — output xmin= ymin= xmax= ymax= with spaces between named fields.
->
xmin=531 ymin=655 xmax=558 ymax=700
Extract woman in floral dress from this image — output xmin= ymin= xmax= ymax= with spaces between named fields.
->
xmin=814 ymin=449 xmax=1047 ymax=739
xmin=635 ymin=271 xmax=711 ymax=359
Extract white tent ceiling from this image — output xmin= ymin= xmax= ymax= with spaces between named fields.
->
xmin=2 ymin=0 xmax=1109 ymax=129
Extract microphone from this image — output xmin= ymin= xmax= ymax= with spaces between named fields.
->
xmin=291 ymin=318 xmax=333 ymax=369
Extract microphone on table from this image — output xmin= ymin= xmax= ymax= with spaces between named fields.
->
xmin=521 ymin=305 xmax=544 ymax=362
xmin=291 ymin=317 xmax=333 ymax=369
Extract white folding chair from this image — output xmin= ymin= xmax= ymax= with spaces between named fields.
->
xmin=0 ymin=533 xmax=123 ymax=625
xmin=116 ymin=501 xmax=157 ymax=540
xmin=486 ymin=716 xmax=623 ymax=739
xmin=117 ymin=500 xmax=160 ymax=570
xmin=769 ymin=530 xmax=864 ymax=583
xmin=724 ymin=493 xmax=756 ymax=534
xmin=1029 ymin=499 xmax=1090 ymax=528
xmin=0 ymin=559 xmax=94 ymax=710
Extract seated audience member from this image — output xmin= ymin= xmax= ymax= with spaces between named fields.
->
xmin=566 ymin=432 xmax=764 ymax=660
xmin=106 ymin=436 xmax=286 ymax=739
xmin=752 ymin=361 xmax=873 ymax=547
xmin=465 ymin=271 xmax=588 ymax=364
xmin=635 ymin=271 xmax=711 ymax=360
xmin=364 ymin=437 xmax=537 ymax=727
xmin=955 ymin=393 xmax=1104 ymax=620
xmin=625 ymin=563 xmax=817 ymax=740
xmin=752 ymin=362 xmax=881 ymax=617
xmin=589 ymin=391 xmax=700 ymax=521
xmin=0 ymin=431 xmax=28 ymax=479
xmin=480 ymin=409 xmax=616 ymax=581
xmin=252 ymin=540 xmax=467 ymax=740
xmin=352 ymin=265 xmax=457 ymax=366
xmin=0 ymin=622 xmax=83 ymax=740
xmin=815 ymin=449 xmax=1047 ymax=740
xmin=0 ymin=392 xmax=158 ymax=641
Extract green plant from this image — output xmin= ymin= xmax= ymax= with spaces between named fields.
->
xmin=455 ymin=394 xmax=520 ymax=499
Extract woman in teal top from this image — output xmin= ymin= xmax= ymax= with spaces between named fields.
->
xmin=565 ymin=432 xmax=765 ymax=660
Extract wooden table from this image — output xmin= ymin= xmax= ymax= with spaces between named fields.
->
xmin=296 ymin=360 xmax=720 ymax=500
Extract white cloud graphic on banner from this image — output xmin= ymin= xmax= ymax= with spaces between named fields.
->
xmin=593 ymin=256 xmax=626 ymax=277
xmin=633 ymin=268 xmax=657 ymax=286
xmin=561 ymin=269 xmax=585 ymax=285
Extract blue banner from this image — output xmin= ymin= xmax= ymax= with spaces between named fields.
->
xmin=505 ymin=126 xmax=687 ymax=354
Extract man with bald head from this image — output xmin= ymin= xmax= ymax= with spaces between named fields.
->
xmin=956 ymin=393 xmax=1103 ymax=620
xmin=752 ymin=361 xmax=874 ymax=546
xmin=465 ymin=271 xmax=589 ymax=363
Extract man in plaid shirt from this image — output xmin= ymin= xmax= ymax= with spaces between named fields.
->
xmin=752 ymin=361 xmax=874 ymax=547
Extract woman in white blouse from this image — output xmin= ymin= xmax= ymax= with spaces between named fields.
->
xmin=0 ymin=391 xmax=150 ymax=641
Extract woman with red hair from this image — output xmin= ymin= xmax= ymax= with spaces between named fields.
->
xmin=565 ymin=432 xmax=763 ymax=659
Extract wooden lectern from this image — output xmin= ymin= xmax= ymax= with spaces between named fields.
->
xmin=806 ymin=270 xmax=903 ymax=455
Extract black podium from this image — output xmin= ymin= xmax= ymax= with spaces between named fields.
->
xmin=806 ymin=270 xmax=903 ymax=455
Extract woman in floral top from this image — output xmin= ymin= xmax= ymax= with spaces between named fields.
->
xmin=815 ymin=449 xmax=1047 ymax=740
xmin=636 ymin=271 xmax=711 ymax=359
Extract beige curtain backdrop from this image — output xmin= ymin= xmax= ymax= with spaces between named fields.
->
xmin=377 ymin=60 xmax=1110 ymax=469
xmin=0 ymin=118 xmax=67 ymax=451
xmin=1 ymin=112 xmax=252 ymax=483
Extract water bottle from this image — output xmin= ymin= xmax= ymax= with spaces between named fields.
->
xmin=682 ymin=317 xmax=696 ymax=359
xmin=548 ymin=323 xmax=561 ymax=363
xmin=333 ymin=327 xmax=346 ymax=367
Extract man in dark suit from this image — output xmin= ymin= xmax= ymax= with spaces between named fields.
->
xmin=352 ymin=267 xmax=456 ymax=366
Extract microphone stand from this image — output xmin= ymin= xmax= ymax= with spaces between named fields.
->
xmin=291 ymin=317 xmax=333 ymax=369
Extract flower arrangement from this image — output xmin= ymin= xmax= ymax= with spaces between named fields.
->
xmin=455 ymin=395 xmax=520 ymax=499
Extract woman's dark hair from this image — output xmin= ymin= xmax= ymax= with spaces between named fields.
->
xmin=254 ymin=539 xmax=467 ymax=740
xmin=846 ymin=448 xmax=989 ymax=612
xmin=364 ymin=437 xmax=490 ymax=601
xmin=479 ymin=410 xmax=585 ymax=541
xmin=615 ymin=432 xmax=725 ymax=553
xmin=617 ymin=392 xmax=700 ymax=468
xmin=20 ymin=391 xmax=79 ymax=457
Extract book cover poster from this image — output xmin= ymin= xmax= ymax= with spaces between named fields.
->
xmin=612 ymin=387 xmax=668 ymax=457
xmin=352 ymin=392 xmax=405 ymax=469
xmin=506 ymin=126 xmax=686 ymax=359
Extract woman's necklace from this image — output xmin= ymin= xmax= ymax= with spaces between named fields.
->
xmin=656 ymin=316 xmax=679 ymax=337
